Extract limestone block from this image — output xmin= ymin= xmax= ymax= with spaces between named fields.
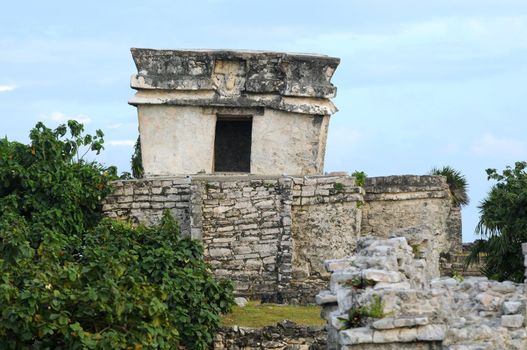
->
xmin=325 ymin=258 xmax=355 ymax=273
xmin=416 ymin=324 xmax=446 ymax=341
xmin=372 ymin=329 xmax=401 ymax=343
xmin=336 ymin=287 xmax=354 ymax=313
xmin=374 ymin=282 xmax=411 ymax=290
xmin=491 ymin=281 xmax=518 ymax=294
xmin=371 ymin=318 xmax=395 ymax=330
xmin=503 ymin=301 xmax=523 ymax=315
xmin=362 ymin=269 xmax=402 ymax=283
xmin=393 ymin=317 xmax=429 ymax=328
xmin=501 ymin=315 xmax=525 ymax=328
xmin=475 ymin=292 xmax=501 ymax=311
xmin=316 ymin=290 xmax=337 ymax=305
xmin=339 ymin=327 xmax=374 ymax=345
xmin=398 ymin=327 xmax=419 ymax=342
xmin=208 ymin=248 xmax=231 ymax=258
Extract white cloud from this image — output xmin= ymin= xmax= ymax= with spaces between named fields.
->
xmin=108 ymin=140 xmax=135 ymax=146
xmin=0 ymin=85 xmax=16 ymax=92
xmin=471 ymin=132 xmax=527 ymax=157
xmin=41 ymin=111 xmax=91 ymax=124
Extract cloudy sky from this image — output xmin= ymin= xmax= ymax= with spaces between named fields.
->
xmin=1 ymin=0 xmax=526 ymax=241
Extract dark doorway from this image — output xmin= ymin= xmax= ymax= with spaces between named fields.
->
xmin=214 ymin=117 xmax=252 ymax=172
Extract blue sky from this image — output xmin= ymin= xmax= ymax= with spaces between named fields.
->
xmin=1 ymin=0 xmax=526 ymax=242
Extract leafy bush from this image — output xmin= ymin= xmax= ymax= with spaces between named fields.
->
xmin=333 ymin=182 xmax=344 ymax=191
xmin=0 ymin=122 xmax=234 ymax=349
xmin=351 ymin=171 xmax=367 ymax=187
xmin=467 ymin=161 xmax=527 ymax=282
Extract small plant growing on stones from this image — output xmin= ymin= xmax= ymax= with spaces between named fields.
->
xmin=452 ymin=271 xmax=464 ymax=283
xmin=411 ymin=243 xmax=423 ymax=258
xmin=340 ymin=295 xmax=385 ymax=328
xmin=351 ymin=170 xmax=367 ymax=187
xmin=334 ymin=182 xmax=344 ymax=191
xmin=345 ymin=276 xmax=375 ymax=290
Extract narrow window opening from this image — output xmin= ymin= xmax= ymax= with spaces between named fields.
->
xmin=214 ymin=116 xmax=252 ymax=172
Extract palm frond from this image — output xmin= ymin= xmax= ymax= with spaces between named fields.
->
xmin=430 ymin=166 xmax=470 ymax=207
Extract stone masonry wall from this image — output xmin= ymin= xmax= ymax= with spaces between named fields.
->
xmin=189 ymin=176 xmax=293 ymax=301
xmin=290 ymin=176 xmax=363 ymax=303
xmin=318 ymin=236 xmax=527 ymax=350
xmin=361 ymin=176 xmax=455 ymax=278
xmin=103 ymin=174 xmax=459 ymax=303
xmin=103 ymin=175 xmax=363 ymax=303
xmin=213 ymin=321 xmax=327 ymax=349
xmin=102 ymin=177 xmax=192 ymax=234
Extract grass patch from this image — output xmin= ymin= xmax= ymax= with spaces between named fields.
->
xmin=221 ymin=301 xmax=325 ymax=328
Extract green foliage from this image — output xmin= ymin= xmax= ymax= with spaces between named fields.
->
xmin=351 ymin=171 xmax=367 ymax=187
xmin=0 ymin=122 xmax=234 ymax=349
xmin=131 ymin=135 xmax=144 ymax=179
xmin=410 ymin=244 xmax=423 ymax=259
xmin=429 ymin=165 xmax=469 ymax=207
xmin=333 ymin=182 xmax=344 ymax=191
xmin=451 ymin=271 xmax=464 ymax=283
xmin=466 ymin=161 xmax=527 ymax=282
xmin=340 ymin=295 xmax=385 ymax=328
xmin=0 ymin=121 xmax=116 ymax=239
xmin=221 ymin=301 xmax=324 ymax=328
xmin=344 ymin=276 xmax=375 ymax=290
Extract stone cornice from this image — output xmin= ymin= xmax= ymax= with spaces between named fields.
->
xmin=129 ymin=48 xmax=340 ymax=115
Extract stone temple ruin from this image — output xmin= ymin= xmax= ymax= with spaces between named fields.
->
xmin=129 ymin=48 xmax=338 ymax=176
xmin=102 ymin=48 xmax=527 ymax=349
xmin=104 ymin=48 xmax=461 ymax=304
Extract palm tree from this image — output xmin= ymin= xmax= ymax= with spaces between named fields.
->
xmin=430 ymin=166 xmax=469 ymax=207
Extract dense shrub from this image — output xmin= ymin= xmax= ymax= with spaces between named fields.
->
xmin=0 ymin=121 xmax=233 ymax=349
xmin=467 ymin=161 xmax=527 ymax=282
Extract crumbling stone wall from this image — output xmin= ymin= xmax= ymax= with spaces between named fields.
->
xmin=213 ymin=321 xmax=326 ymax=349
xmin=103 ymin=175 xmax=363 ymax=303
xmin=103 ymin=174 xmax=460 ymax=303
xmin=318 ymin=236 xmax=527 ymax=350
xmin=290 ymin=176 xmax=363 ymax=303
xmin=361 ymin=176 xmax=457 ymax=278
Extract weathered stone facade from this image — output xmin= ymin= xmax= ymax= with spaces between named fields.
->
xmin=361 ymin=176 xmax=459 ymax=279
xmin=103 ymin=174 xmax=458 ymax=303
xmin=129 ymin=49 xmax=340 ymax=176
xmin=318 ymin=236 xmax=527 ymax=349
xmin=104 ymin=174 xmax=363 ymax=303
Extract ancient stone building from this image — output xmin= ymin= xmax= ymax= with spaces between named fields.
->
xmin=129 ymin=48 xmax=339 ymax=176
xmin=104 ymin=49 xmax=462 ymax=304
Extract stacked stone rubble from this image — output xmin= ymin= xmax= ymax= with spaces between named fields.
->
xmin=361 ymin=176 xmax=456 ymax=279
xmin=318 ymin=235 xmax=527 ymax=349
xmin=213 ymin=321 xmax=326 ymax=350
